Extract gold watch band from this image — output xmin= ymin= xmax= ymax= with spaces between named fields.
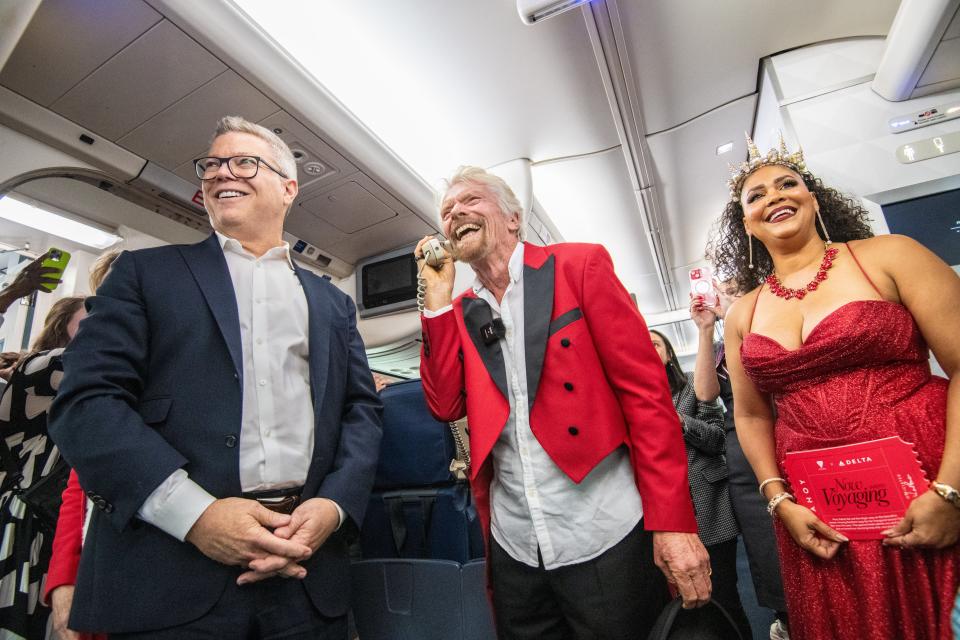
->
xmin=931 ymin=481 xmax=960 ymax=509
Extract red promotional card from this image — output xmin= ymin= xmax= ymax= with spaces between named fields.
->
xmin=782 ymin=436 xmax=928 ymax=540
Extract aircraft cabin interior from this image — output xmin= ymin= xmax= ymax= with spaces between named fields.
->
xmin=0 ymin=0 xmax=958 ymax=638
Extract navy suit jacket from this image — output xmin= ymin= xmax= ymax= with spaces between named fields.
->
xmin=48 ymin=234 xmax=383 ymax=633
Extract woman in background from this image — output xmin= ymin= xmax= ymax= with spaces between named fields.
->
xmin=716 ymin=136 xmax=959 ymax=639
xmin=0 ymin=296 xmax=86 ymax=639
xmin=45 ymin=249 xmax=120 ymax=640
xmin=690 ymin=283 xmax=789 ymax=640
xmin=649 ymin=329 xmax=751 ymax=639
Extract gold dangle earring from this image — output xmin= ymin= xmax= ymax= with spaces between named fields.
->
xmin=816 ymin=208 xmax=832 ymax=245
xmin=747 ymin=233 xmax=755 ymax=269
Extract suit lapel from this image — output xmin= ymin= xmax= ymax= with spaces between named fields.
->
xmin=293 ymin=264 xmax=332 ymax=416
xmin=462 ymin=296 xmax=509 ymax=402
xmin=179 ymin=235 xmax=243 ymax=378
xmin=523 ymin=250 xmax=554 ymax=414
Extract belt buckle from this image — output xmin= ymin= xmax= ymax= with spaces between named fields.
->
xmin=256 ymin=494 xmax=299 ymax=515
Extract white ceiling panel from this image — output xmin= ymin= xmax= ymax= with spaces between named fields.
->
xmin=945 ymin=7 xmax=960 ymax=40
xmin=0 ymin=0 xmax=160 ymax=107
xmin=52 ymin=21 xmax=226 ymax=140
xmin=117 ymin=71 xmax=279 ymax=170
xmin=531 ymin=147 xmax=666 ymax=309
xmin=647 ymin=94 xmax=758 ymax=271
xmin=917 ymin=37 xmax=960 ymax=89
xmin=234 ymin=0 xmax=620 ymax=186
xmin=614 ymin=0 xmax=900 ymax=134
xmin=257 ymin=111 xmax=358 ymax=191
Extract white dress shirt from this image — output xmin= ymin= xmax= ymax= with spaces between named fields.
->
xmin=138 ymin=233 xmax=337 ymax=541
xmin=426 ymin=243 xmax=642 ymax=569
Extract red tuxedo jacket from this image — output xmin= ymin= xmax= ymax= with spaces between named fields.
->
xmin=420 ymin=242 xmax=697 ymax=538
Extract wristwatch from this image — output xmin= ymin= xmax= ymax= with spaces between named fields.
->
xmin=930 ymin=481 xmax=960 ymax=509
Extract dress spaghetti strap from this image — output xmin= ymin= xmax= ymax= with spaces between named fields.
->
xmin=746 ymin=282 xmax=764 ymax=333
xmin=844 ymin=242 xmax=884 ymax=298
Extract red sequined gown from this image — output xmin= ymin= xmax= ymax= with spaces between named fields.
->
xmin=741 ymin=299 xmax=959 ymax=640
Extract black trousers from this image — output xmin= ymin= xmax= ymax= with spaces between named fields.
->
xmin=111 ymin=573 xmax=346 ymax=640
xmin=489 ymin=521 xmax=668 ymax=640
xmin=706 ymin=538 xmax=754 ymax=640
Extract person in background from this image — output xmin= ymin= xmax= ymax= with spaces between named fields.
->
xmin=0 ymin=252 xmax=64 ymax=382
xmin=417 ymin=165 xmax=709 ymax=640
xmin=0 ymin=296 xmax=86 ymax=639
xmin=49 ymin=116 xmax=382 ymax=638
xmin=649 ymin=329 xmax=752 ymax=640
xmin=716 ymin=135 xmax=959 ymax=639
xmin=690 ymin=282 xmax=789 ymax=640
xmin=44 ymin=248 xmax=121 ymax=640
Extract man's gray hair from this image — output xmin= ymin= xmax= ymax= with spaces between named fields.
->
xmin=212 ymin=116 xmax=297 ymax=181
xmin=442 ymin=166 xmax=525 ymax=241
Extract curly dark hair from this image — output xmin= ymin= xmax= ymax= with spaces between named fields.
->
xmin=706 ymin=172 xmax=874 ymax=294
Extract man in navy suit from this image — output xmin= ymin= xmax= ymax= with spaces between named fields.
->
xmin=49 ymin=116 xmax=383 ymax=638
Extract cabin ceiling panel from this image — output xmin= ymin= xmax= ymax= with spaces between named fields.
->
xmin=0 ymin=0 xmax=161 ymax=107
xmin=945 ymin=7 xmax=960 ymax=40
xmin=256 ymin=111 xmax=358 ymax=191
xmin=284 ymin=209 xmax=348 ymax=254
xmin=117 ymin=71 xmax=279 ymax=170
xmin=324 ymin=215 xmax=437 ymax=265
xmin=299 ymin=180 xmax=397 ymax=235
xmin=233 ymin=0 xmax=619 ymax=186
xmin=614 ymin=0 xmax=900 ymax=135
xmin=917 ymin=37 xmax=960 ymax=88
xmin=52 ymin=21 xmax=227 ymax=141
xmin=646 ymin=94 xmax=757 ymax=272
xmin=530 ymin=147 xmax=665 ymax=308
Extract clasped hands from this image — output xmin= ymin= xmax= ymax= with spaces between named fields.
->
xmin=185 ymin=496 xmax=340 ymax=585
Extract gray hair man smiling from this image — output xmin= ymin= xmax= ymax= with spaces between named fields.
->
xmin=416 ymin=166 xmax=710 ymax=640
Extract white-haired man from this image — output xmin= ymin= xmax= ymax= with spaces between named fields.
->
xmin=50 ymin=116 xmax=382 ymax=638
xmin=417 ymin=166 xmax=711 ymax=639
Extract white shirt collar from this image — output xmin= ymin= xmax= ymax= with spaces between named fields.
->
xmin=472 ymin=242 xmax=524 ymax=296
xmin=215 ymin=231 xmax=295 ymax=270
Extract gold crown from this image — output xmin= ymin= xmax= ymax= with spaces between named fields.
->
xmin=728 ymin=132 xmax=808 ymax=201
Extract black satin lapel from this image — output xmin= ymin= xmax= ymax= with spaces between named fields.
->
xmin=179 ymin=235 xmax=243 ymax=378
xmin=462 ymin=297 xmax=509 ymax=402
xmin=524 ymin=255 xmax=554 ymax=413
xmin=295 ymin=265 xmax=332 ymax=415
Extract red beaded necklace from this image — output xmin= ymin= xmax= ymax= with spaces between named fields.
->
xmin=766 ymin=245 xmax=839 ymax=300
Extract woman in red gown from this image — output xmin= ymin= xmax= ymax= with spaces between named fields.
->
xmin=712 ymin=136 xmax=960 ymax=640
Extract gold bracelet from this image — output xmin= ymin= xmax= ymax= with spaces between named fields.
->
xmin=767 ymin=492 xmax=795 ymax=517
xmin=758 ymin=477 xmax=787 ymax=497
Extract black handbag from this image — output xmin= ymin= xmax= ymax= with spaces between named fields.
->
xmin=0 ymin=434 xmax=69 ymax=532
xmin=646 ymin=598 xmax=746 ymax=640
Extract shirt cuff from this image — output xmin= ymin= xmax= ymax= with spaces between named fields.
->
xmin=423 ymin=304 xmax=452 ymax=318
xmin=331 ymin=500 xmax=346 ymax=530
xmin=137 ymin=469 xmax=216 ymax=542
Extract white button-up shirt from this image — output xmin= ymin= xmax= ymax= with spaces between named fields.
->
xmin=428 ymin=243 xmax=642 ymax=569
xmin=138 ymin=233 xmax=320 ymax=540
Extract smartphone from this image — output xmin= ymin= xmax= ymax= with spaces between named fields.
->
xmin=40 ymin=248 xmax=71 ymax=292
xmin=689 ymin=266 xmax=717 ymax=307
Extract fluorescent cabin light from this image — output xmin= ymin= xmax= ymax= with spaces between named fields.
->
xmin=0 ymin=197 xmax=120 ymax=250
xmin=716 ymin=142 xmax=734 ymax=155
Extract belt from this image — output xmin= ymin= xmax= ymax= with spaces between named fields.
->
xmin=242 ymin=486 xmax=303 ymax=515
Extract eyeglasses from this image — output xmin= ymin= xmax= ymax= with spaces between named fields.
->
xmin=193 ymin=155 xmax=288 ymax=181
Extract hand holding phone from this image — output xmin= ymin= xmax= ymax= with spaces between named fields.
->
xmin=421 ymin=237 xmax=451 ymax=270
xmin=40 ymin=248 xmax=71 ymax=292
xmin=689 ymin=267 xmax=717 ymax=308
xmin=414 ymin=236 xmax=455 ymax=312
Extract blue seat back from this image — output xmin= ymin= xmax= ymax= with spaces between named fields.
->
xmin=352 ymin=559 xmax=463 ymax=640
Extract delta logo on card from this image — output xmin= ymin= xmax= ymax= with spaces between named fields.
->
xmin=783 ymin=437 xmax=928 ymax=540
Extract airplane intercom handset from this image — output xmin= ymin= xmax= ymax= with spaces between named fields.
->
xmin=417 ymin=237 xmax=452 ymax=312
